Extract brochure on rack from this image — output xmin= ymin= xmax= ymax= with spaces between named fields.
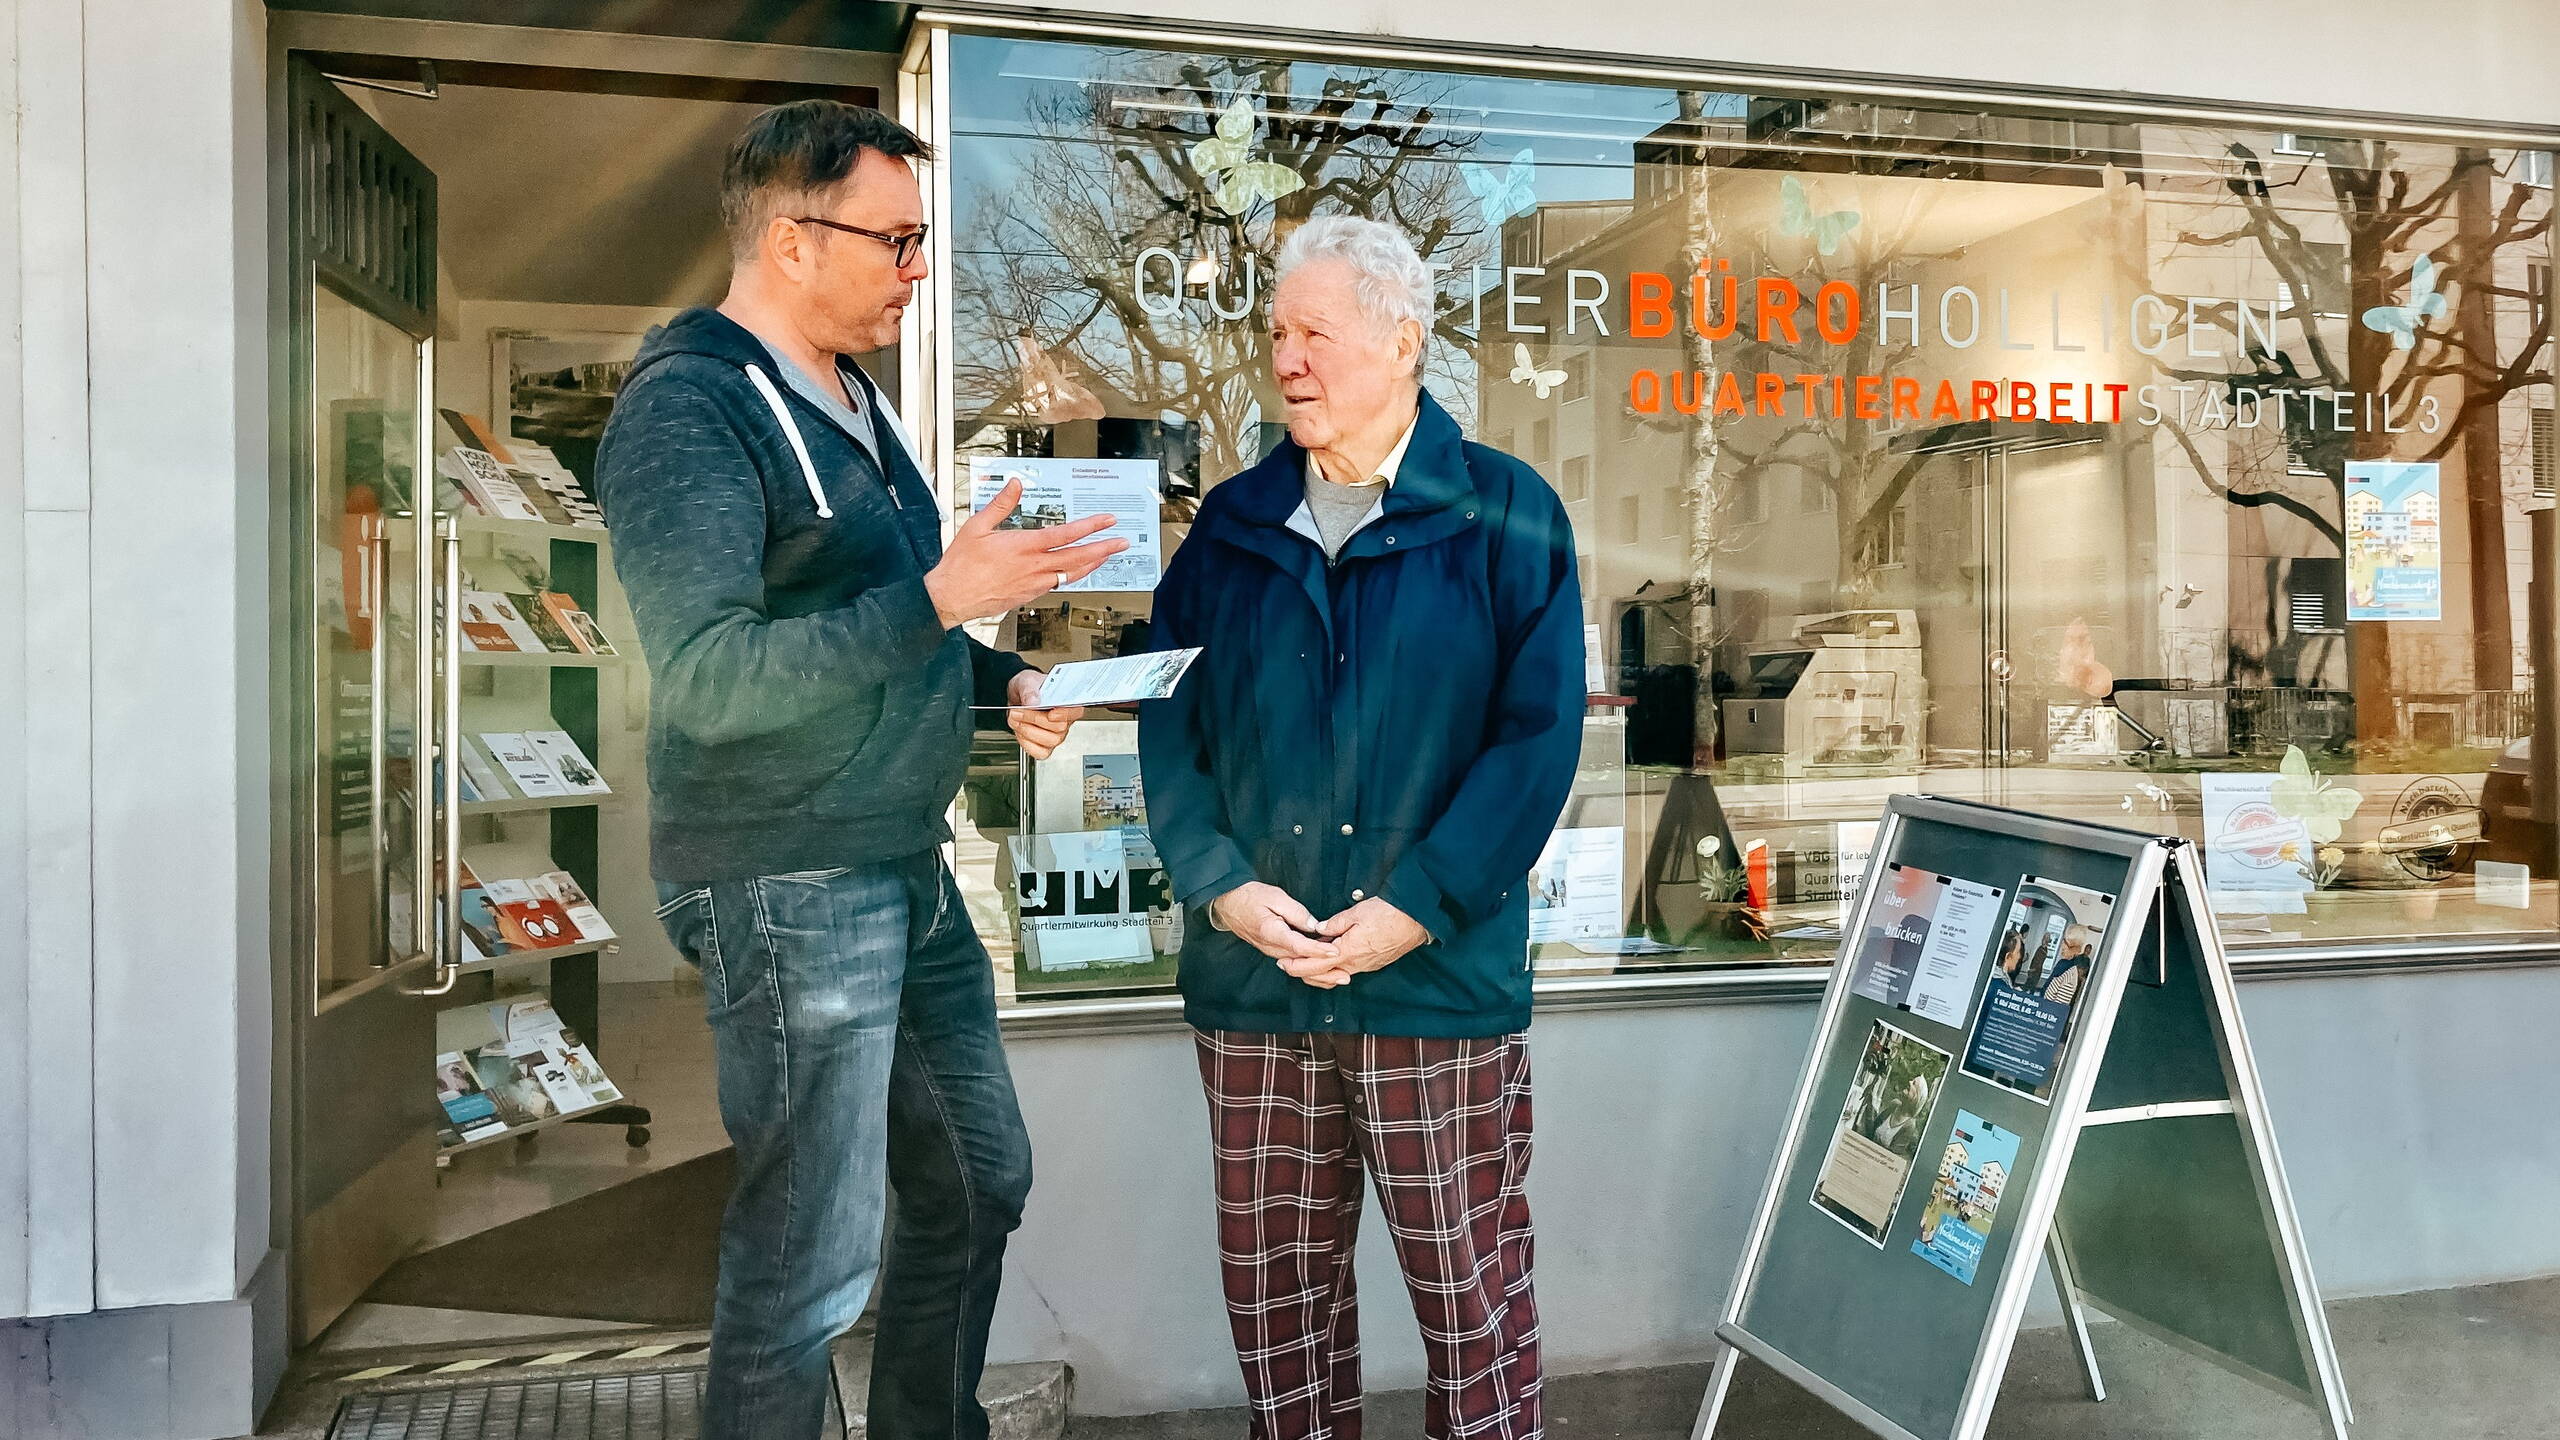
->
xmin=433 ymin=994 xmax=623 ymax=1147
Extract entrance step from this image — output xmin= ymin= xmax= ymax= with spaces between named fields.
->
xmin=831 ymin=1340 xmax=1069 ymax=1440
xmin=255 ymin=1324 xmax=1067 ymax=1440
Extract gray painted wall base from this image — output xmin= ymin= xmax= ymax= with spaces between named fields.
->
xmin=10 ymin=966 xmax=2554 ymax=1430
xmin=987 ymin=966 xmax=2560 ymax=1415
xmin=0 ymin=1251 xmax=286 ymax=1440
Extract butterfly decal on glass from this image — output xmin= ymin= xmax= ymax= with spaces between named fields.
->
xmin=1509 ymin=342 xmax=1568 ymax=400
xmin=1188 ymin=96 xmax=1306 ymax=217
xmin=2269 ymin=744 xmax=2364 ymax=845
xmin=1778 ymin=174 xmax=1861 ymax=256
xmin=1463 ymin=148 xmax=1538 ymax=229
xmin=2359 ymin=253 xmax=2447 ymax=351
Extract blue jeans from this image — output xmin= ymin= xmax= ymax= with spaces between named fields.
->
xmin=655 ymin=851 xmax=1033 ymax=1440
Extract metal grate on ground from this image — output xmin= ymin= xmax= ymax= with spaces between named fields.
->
xmin=329 ymin=1369 xmax=705 ymax=1440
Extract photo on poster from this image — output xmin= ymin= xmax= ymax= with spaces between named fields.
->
xmin=1961 ymin=876 xmax=2118 ymax=1103
xmin=1081 ymin=753 xmax=1148 ymax=830
xmin=1911 ymin=1109 xmax=2020 ymax=1285
xmin=1845 ymin=863 xmax=2005 ymax=1029
xmin=2344 ymin=461 xmax=2442 ymax=622
xmin=1810 ymin=1020 xmax=1952 ymax=1247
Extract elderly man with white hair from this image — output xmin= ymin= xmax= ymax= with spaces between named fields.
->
xmin=1139 ymin=214 xmax=1586 ymax=1440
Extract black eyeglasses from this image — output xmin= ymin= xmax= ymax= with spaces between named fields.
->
xmin=792 ymin=216 xmax=929 ymax=267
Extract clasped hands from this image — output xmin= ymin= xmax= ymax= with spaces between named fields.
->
xmin=1212 ymin=881 xmax=1428 ymax=989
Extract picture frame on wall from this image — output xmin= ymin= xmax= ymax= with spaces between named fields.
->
xmin=488 ymin=327 xmax=653 ymax=474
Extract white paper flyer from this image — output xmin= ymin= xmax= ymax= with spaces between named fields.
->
xmin=1529 ymin=826 xmax=1624 ymax=945
xmin=1016 ymin=649 xmax=1201 ymax=709
xmin=968 ymin=457 xmax=1163 ymax=592
xmin=2201 ymin=772 xmax=2312 ymax=914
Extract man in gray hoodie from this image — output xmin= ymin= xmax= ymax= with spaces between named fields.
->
xmin=596 ymin=101 xmax=1122 ymax=1440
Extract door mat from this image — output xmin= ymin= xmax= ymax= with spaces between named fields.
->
xmin=330 ymin=1369 xmax=705 ymax=1439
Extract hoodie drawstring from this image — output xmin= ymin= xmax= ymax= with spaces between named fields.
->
xmin=742 ymin=363 xmax=833 ymax=519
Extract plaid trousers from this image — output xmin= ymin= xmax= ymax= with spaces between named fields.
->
xmin=1194 ymin=1028 xmax=1541 ymax=1440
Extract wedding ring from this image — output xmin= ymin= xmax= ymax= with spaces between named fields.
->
xmin=1054 ymin=570 xmax=1066 ymax=590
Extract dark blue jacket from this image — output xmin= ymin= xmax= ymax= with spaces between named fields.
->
xmin=597 ymin=308 xmax=1026 ymax=883
xmin=1139 ymin=392 xmax=1584 ymax=1038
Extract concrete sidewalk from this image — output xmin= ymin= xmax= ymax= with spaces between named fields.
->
xmin=1068 ymin=1272 xmax=2560 ymax=1440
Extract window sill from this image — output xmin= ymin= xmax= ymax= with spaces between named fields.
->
xmin=994 ymin=936 xmax=2560 ymax=1036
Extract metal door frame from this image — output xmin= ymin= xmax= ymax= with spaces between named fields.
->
xmin=279 ymin=53 xmax=460 ymax=1343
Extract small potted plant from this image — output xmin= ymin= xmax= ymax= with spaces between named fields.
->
xmin=1693 ymin=836 xmax=1767 ymax=942
xmin=2303 ymin=846 xmax=2347 ymax=922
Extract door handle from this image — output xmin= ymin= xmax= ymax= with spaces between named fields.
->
xmin=404 ymin=511 xmax=464 ymax=997
xmin=367 ymin=515 xmax=395 ymax=967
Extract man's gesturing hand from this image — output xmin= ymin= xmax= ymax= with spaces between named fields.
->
xmin=925 ymin=477 xmax=1130 ymax=628
xmin=1278 ymin=897 xmax=1428 ymax=988
xmin=1210 ymin=882 xmax=1339 ymax=969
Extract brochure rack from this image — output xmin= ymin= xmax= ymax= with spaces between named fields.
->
xmin=447 ymin=499 xmax=649 ymax=1151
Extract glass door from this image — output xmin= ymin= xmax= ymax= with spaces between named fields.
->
xmin=309 ymin=281 xmax=437 ymax=1001
xmin=285 ymin=55 xmax=455 ymax=1343
xmin=1915 ymin=439 xmax=2120 ymax=808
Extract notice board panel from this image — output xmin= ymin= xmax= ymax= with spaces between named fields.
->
xmin=1698 ymin=796 xmax=2351 ymax=1440
xmin=2054 ymin=1114 xmax=2314 ymax=1397
xmin=1725 ymin=806 xmax=2157 ymax=1440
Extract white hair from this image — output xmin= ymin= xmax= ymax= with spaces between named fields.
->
xmin=1276 ymin=215 xmax=1433 ymax=370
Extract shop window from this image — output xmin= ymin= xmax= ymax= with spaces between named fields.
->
xmin=935 ymin=27 xmax=2560 ymax=997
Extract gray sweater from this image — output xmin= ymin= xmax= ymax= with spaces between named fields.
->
xmin=595 ymin=307 xmax=1027 ymax=883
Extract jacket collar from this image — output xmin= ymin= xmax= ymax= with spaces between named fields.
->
xmin=1223 ymin=390 xmax=1476 ymax=531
